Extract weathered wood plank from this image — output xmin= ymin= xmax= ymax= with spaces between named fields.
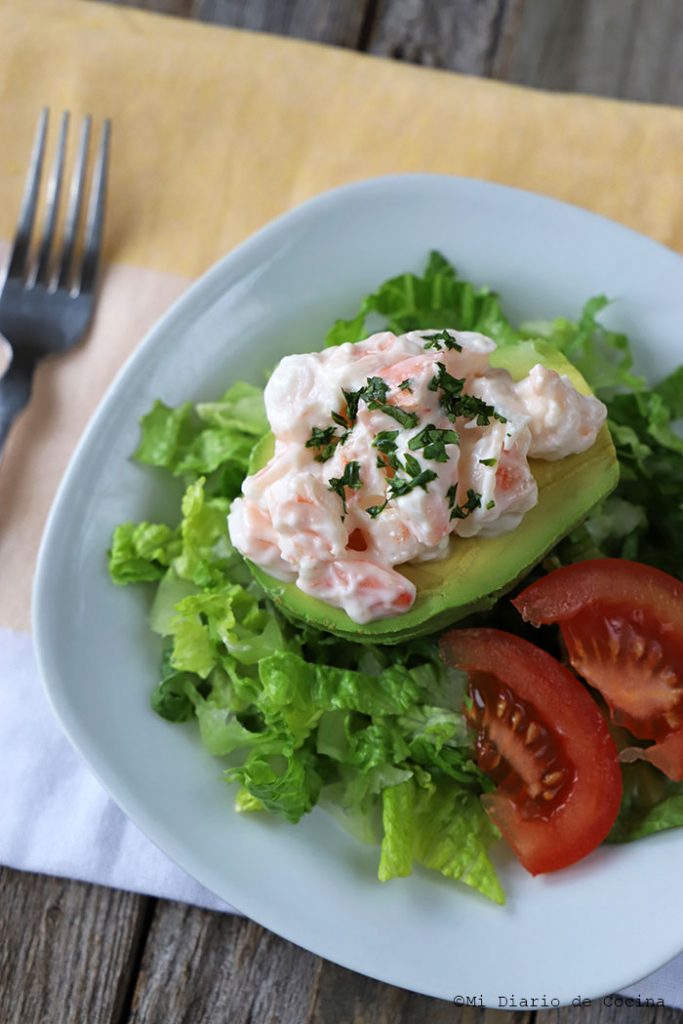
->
xmin=0 ymin=867 xmax=152 ymax=1024
xmin=493 ymin=0 xmax=683 ymax=107
xmin=127 ymin=906 xmax=320 ymax=1023
xmin=96 ymin=0 xmax=196 ymax=16
xmin=537 ymin=1000 xmax=683 ymax=1024
xmin=96 ymin=0 xmax=371 ymax=48
xmin=126 ymin=901 xmax=533 ymax=1024
xmin=192 ymin=0 xmax=369 ymax=48
xmin=95 ymin=0 xmax=683 ymax=108
xmin=307 ymin=962 xmax=531 ymax=1024
xmin=364 ymin=0 xmax=506 ymax=73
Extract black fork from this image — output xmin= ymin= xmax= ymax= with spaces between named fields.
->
xmin=0 ymin=109 xmax=111 ymax=455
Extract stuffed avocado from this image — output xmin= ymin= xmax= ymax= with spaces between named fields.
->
xmin=243 ymin=340 xmax=619 ymax=644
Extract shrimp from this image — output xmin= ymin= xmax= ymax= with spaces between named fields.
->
xmin=227 ymin=499 xmax=296 ymax=581
xmin=298 ymin=558 xmax=416 ymax=624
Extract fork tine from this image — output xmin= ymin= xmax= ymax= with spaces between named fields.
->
xmin=35 ymin=111 xmax=70 ymax=287
xmin=56 ymin=115 xmax=91 ymax=291
xmin=6 ymin=108 xmax=49 ymax=281
xmin=76 ymin=119 xmax=111 ymax=297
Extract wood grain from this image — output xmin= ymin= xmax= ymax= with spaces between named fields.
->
xmin=493 ymin=0 xmax=683 ymax=106
xmin=98 ymin=0 xmax=371 ymax=47
xmin=537 ymin=1001 xmax=683 ymax=1024
xmin=0 ymin=867 xmax=152 ymax=1024
xmin=125 ymin=902 xmax=533 ymax=1024
xmin=364 ymin=0 xmax=506 ymax=73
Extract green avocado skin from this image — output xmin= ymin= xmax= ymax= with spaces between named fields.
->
xmin=243 ymin=341 xmax=619 ymax=644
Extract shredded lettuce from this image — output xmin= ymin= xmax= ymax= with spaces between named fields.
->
xmin=539 ymin=307 xmax=683 ymax=577
xmin=108 ymin=521 xmax=181 ymax=585
xmin=608 ymin=763 xmax=683 ymax=844
xmin=108 ymin=251 xmax=683 ymax=902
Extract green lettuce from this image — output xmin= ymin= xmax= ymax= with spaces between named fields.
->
xmin=536 ymin=303 xmax=683 ymax=578
xmin=108 ymin=521 xmax=181 ymax=585
xmin=379 ymin=776 xmax=504 ymax=904
xmin=135 ymin=382 xmax=266 ymax=490
xmin=608 ymin=763 xmax=683 ymax=843
xmin=325 ymin=251 xmax=520 ymax=347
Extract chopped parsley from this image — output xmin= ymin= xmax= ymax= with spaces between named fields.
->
xmin=479 ymin=457 xmax=497 ymax=467
xmin=422 ymin=329 xmax=463 ymax=352
xmin=408 ymin=423 xmax=459 ymax=463
xmin=362 ymin=376 xmax=390 ymax=404
xmin=428 ymin=362 xmax=464 ymax=397
xmin=328 ymin=461 xmax=362 ymax=518
xmin=373 ymin=430 xmax=399 ymax=454
xmin=429 ymin=363 xmax=507 ymax=426
xmin=340 ymin=388 xmax=364 ymax=426
xmin=332 ymin=409 xmax=351 ymax=429
xmin=398 ymin=379 xmax=414 ymax=392
xmin=390 ymin=467 xmax=438 ymax=498
xmin=373 ymin=430 xmax=403 ymax=473
xmin=376 ymin=404 xmax=419 ymax=428
xmin=447 ymin=486 xmax=483 ymax=521
xmin=365 ymin=452 xmax=438 ymax=518
xmin=403 ymin=452 xmax=423 ymax=478
xmin=336 ymin=377 xmax=417 ymax=430
xmin=305 ymin=425 xmax=346 ymax=463
xmin=486 ymin=499 xmax=496 ymax=509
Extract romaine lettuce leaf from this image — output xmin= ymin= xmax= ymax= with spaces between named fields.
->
xmin=325 ymin=250 xmax=520 ymax=347
xmin=379 ymin=776 xmax=504 ymax=903
xmin=108 ymin=521 xmax=181 ymax=584
xmin=379 ymin=779 xmax=415 ymax=880
xmin=135 ymin=383 xmax=266 ymax=479
xmin=226 ymin=746 xmax=325 ymax=823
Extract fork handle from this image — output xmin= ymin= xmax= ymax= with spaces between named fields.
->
xmin=0 ymin=348 xmax=35 ymax=458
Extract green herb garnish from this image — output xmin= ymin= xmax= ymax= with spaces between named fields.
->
xmin=373 ymin=430 xmax=399 ymax=454
xmin=423 ymin=329 xmax=463 ymax=352
xmin=305 ymin=425 xmax=345 ymax=463
xmin=429 ymin=363 xmax=507 ymax=426
xmin=403 ymin=452 xmax=423 ymax=478
xmin=390 ymin=468 xmax=439 ymax=498
xmin=365 ymin=501 xmax=388 ymax=519
xmin=328 ymin=461 xmax=362 ymax=518
xmin=449 ymin=488 xmax=483 ymax=521
xmin=408 ymin=423 xmax=459 ymax=463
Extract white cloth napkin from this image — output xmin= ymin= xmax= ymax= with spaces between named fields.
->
xmin=0 ymin=627 xmax=234 ymax=912
xmin=2 ymin=623 xmax=682 ymax=1008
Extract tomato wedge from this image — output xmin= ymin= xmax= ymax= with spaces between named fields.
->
xmin=439 ymin=628 xmax=622 ymax=875
xmin=513 ymin=560 xmax=683 ymax=781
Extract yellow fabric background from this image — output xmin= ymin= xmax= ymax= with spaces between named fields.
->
xmin=1 ymin=0 xmax=683 ymax=281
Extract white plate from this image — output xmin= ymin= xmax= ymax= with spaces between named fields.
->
xmin=34 ymin=175 xmax=683 ymax=1007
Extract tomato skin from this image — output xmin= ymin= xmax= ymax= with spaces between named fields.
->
xmin=513 ymin=559 xmax=683 ymax=781
xmin=439 ymin=628 xmax=622 ymax=876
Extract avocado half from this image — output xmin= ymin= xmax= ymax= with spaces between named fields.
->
xmin=244 ymin=341 xmax=618 ymax=644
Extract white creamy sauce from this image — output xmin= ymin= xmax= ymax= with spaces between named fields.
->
xmin=228 ymin=329 xmax=606 ymax=624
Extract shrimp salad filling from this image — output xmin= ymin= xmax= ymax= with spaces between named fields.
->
xmin=228 ymin=329 xmax=606 ymax=623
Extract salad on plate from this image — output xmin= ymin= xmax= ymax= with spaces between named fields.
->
xmin=108 ymin=252 xmax=683 ymax=904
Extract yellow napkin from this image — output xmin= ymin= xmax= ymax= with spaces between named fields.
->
xmin=1 ymin=0 xmax=683 ymax=629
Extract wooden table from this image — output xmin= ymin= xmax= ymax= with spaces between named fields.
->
xmin=3 ymin=2 xmax=683 ymax=1021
